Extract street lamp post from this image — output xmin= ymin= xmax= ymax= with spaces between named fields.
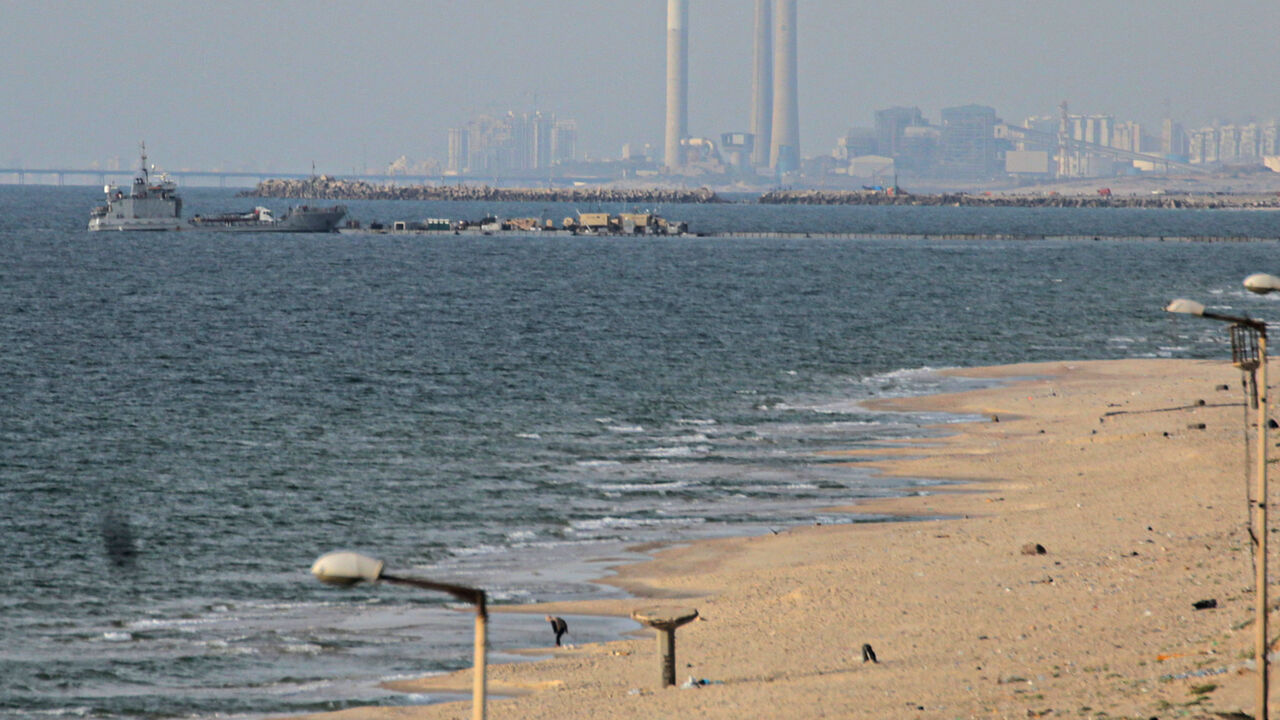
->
xmin=310 ymin=551 xmax=488 ymax=720
xmin=1167 ymin=291 xmax=1270 ymax=720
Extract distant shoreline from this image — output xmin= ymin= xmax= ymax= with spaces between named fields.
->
xmin=242 ymin=177 xmax=1280 ymax=209
xmin=757 ymin=188 xmax=1280 ymax=208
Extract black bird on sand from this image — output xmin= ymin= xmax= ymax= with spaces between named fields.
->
xmin=546 ymin=615 xmax=568 ymax=646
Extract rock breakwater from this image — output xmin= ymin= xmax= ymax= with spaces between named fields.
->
xmin=758 ymin=189 xmax=1280 ymax=209
xmin=242 ymin=177 xmax=725 ymax=204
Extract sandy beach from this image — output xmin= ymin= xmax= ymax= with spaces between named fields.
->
xmin=285 ymin=358 xmax=1272 ymax=720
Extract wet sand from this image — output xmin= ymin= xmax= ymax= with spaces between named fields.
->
xmin=285 ymin=358 xmax=1270 ymax=719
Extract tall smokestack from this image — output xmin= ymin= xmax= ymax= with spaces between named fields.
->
xmin=664 ymin=0 xmax=689 ymax=171
xmin=769 ymin=0 xmax=799 ymax=173
xmin=750 ymin=0 xmax=773 ymax=168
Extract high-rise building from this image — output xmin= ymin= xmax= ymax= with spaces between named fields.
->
xmin=1263 ymin=122 xmax=1280 ymax=156
xmin=1189 ymin=127 xmax=1219 ymax=165
xmin=1070 ymin=115 xmax=1114 ymax=148
xmin=1161 ymin=118 xmax=1189 ymax=157
xmin=1239 ymin=124 xmax=1262 ymax=161
xmin=551 ymin=120 xmax=577 ymax=165
xmin=448 ymin=111 xmax=576 ymax=175
xmin=447 ymin=127 xmax=468 ymax=174
xmin=1218 ymin=125 xmax=1241 ymax=163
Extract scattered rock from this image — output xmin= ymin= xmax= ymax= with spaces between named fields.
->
xmin=1021 ymin=543 xmax=1048 ymax=555
xmin=1192 ymin=598 xmax=1218 ymax=610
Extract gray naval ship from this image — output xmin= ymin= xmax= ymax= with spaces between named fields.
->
xmin=188 ymin=204 xmax=346 ymax=232
xmin=89 ymin=145 xmax=345 ymax=233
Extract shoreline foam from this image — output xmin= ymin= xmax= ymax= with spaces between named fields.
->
xmin=283 ymin=358 xmax=1267 ymax=719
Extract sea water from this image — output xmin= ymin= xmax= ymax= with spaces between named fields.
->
xmin=3 ymin=185 xmax=1280 ymax=719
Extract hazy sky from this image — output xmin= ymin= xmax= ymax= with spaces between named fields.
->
xmin=4 ymin=1 xmax=1279 ymax=173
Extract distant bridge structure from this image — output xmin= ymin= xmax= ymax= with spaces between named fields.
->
xmin=0 ymin=168 xmax=456 ymax=188
xmin=0 ymin=168 xmax=620 ymax=189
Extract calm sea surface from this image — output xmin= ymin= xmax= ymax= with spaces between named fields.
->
xmin=4 ymin=186 xmax=1280 ymax=719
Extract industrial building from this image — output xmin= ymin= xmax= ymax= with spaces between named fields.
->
xmin=874 ymin=107 xmax=926 ymax=160
xmin=838 ymin=105 xmax=1001 ymax=180
xmin=938 ymin=105 xmax=1001 ymax=177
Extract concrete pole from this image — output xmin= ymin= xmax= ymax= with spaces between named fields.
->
xmin=664 ymin=0 xmax=689 ymax=171
xmin=750 ymin=0 xmax=772 ymax=168
xmin=1258 ymin=334 xmax=1270 ymax=720
xmin=769 ymin=0 xmax=799 ymax=173
xmin=632 ymin=607 xmax=698 ymax=688
xmin=657 ymin=626 xmax=678 ymax=687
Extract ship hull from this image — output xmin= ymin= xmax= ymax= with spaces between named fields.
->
xmin=188 ymin=207 xmax=346 ymax=233
xmin=88 ymin=217 xmax=184 ymax=232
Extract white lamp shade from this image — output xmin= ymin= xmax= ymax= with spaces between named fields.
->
xmin=311 ymin=551 xmax=385 ymax=586
xmin=1165 ymin=298 xmax=1206 ymax=316
xmin=1244 ymin=273 xmax=1280 ymax=295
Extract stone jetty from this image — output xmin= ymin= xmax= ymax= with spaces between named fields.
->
xmin=242 ymin=177 xmax=725 ymax=204
xmin=758 ymin=188 xmax=1280 ymax=209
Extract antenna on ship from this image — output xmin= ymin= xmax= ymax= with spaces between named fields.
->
xmin=139 ymin=141 xmax=149 ymax=181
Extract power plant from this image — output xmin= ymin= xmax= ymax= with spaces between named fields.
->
xmin=664 ymin=0 xmax=799 ymax=174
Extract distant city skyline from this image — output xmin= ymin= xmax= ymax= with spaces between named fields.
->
xmin=4 ymin=1 xmax=1280 ymax=173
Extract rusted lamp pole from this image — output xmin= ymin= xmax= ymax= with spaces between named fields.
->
xmin=1167 ymin=294 xmax=1269 ymax=720
xmin=310 ymin=551 xmax=488 ymax=720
